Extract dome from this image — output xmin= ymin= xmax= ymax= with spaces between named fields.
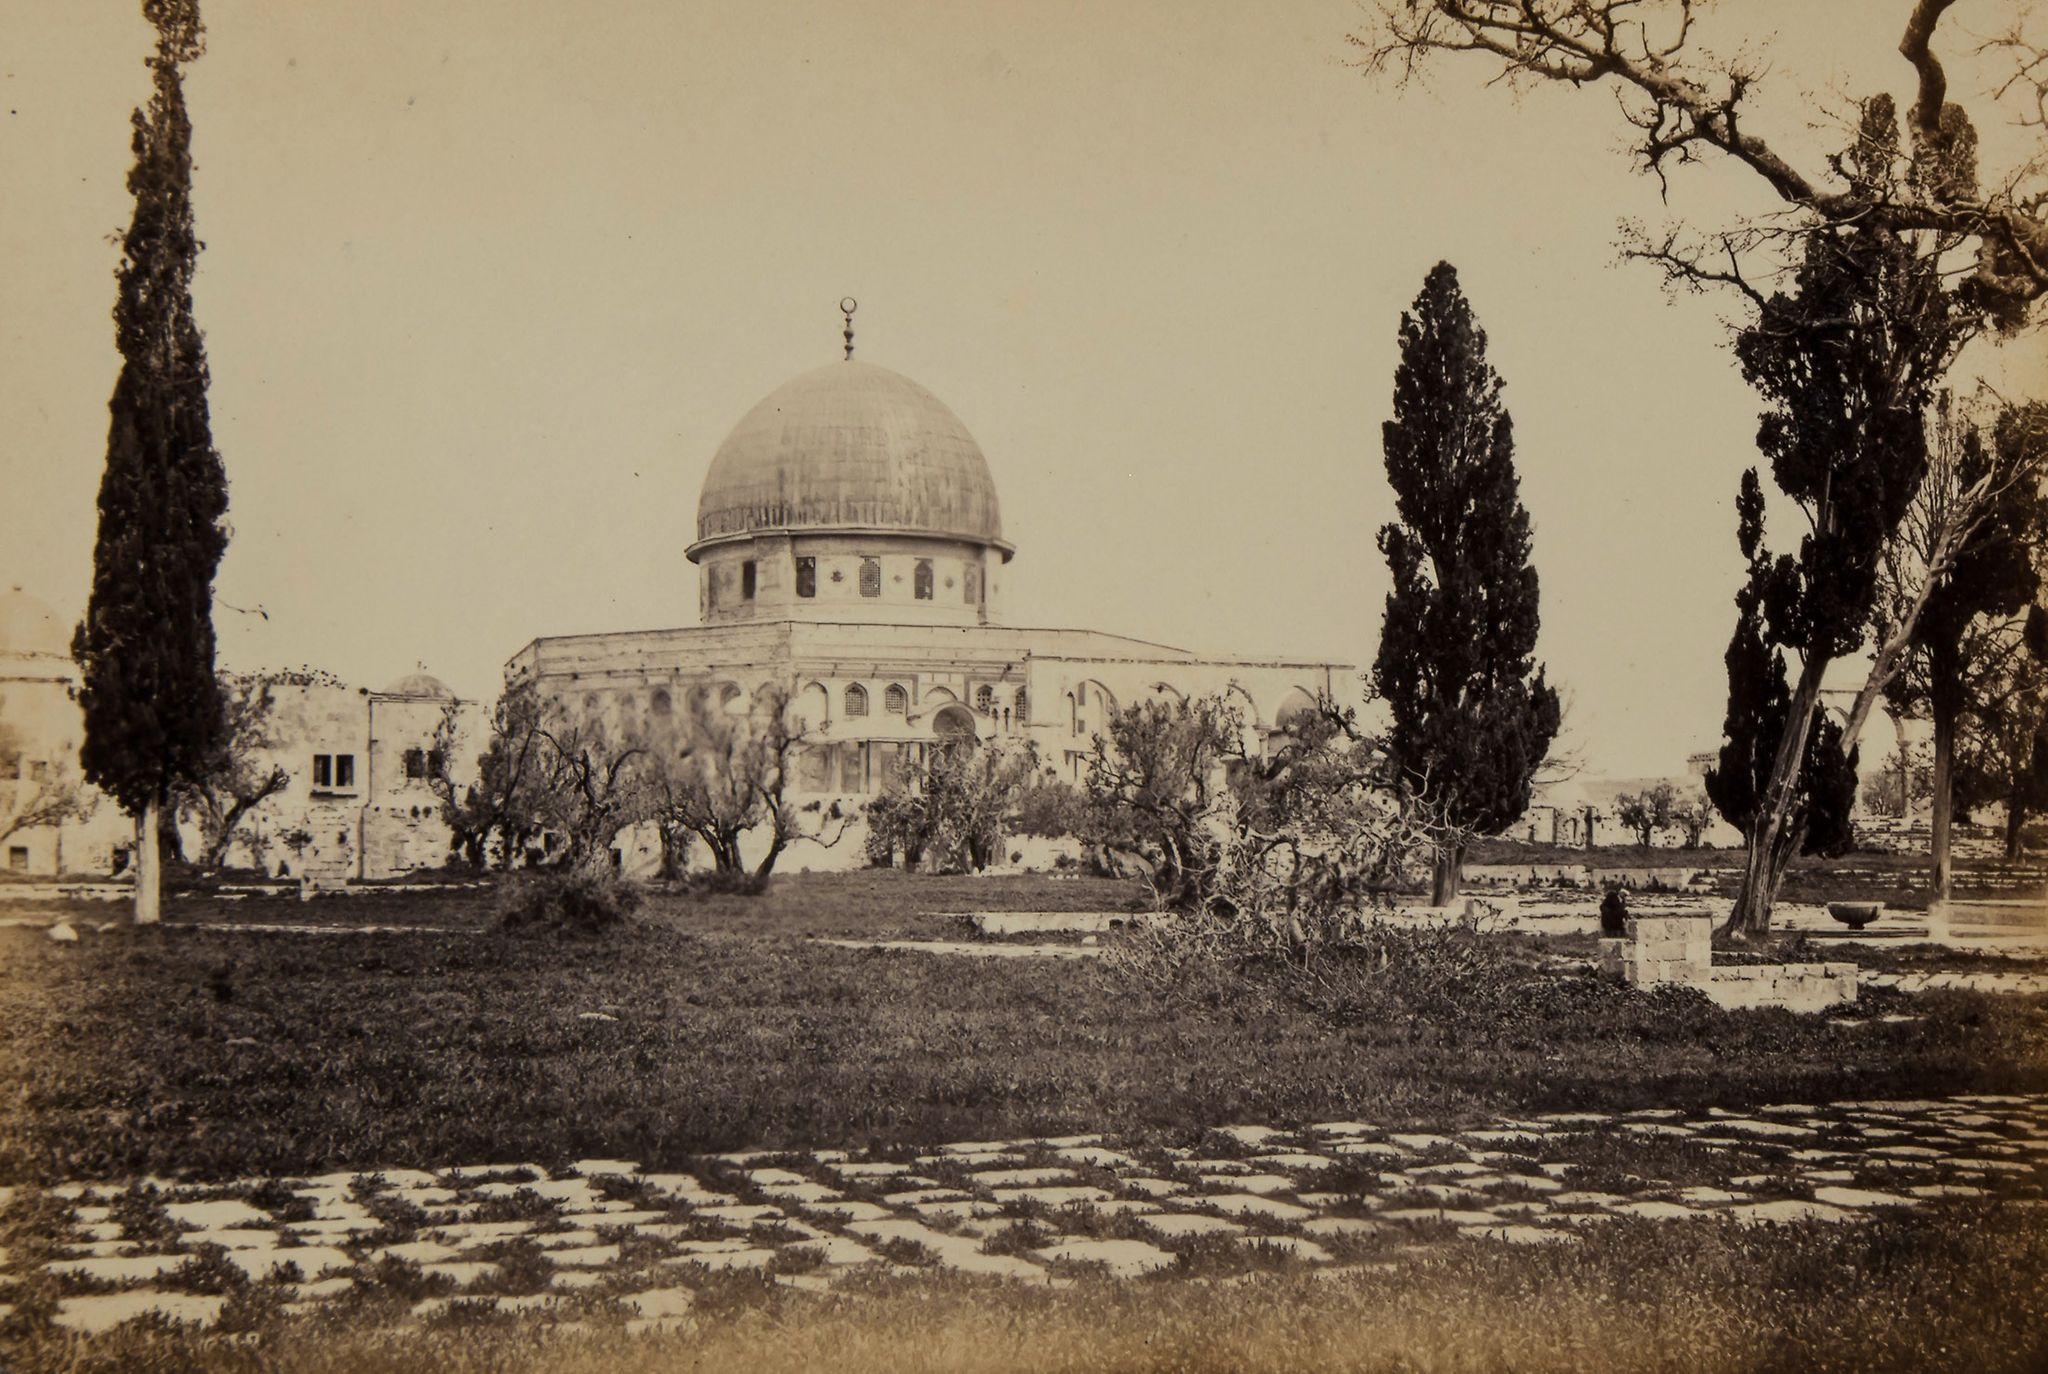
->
xmin=380 ymin=671 xmax=454 ymax=699
xmin=0 ymin=586 xmax=69 ymax=660
xmin=691 ymin=361 xmax=1010 ymax=560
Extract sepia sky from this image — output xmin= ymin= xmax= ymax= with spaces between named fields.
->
xmin=2 ymin=0 xmax=2042 ymax=778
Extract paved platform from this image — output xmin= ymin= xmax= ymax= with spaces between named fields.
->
xmin=9 ymin=1091 xmax=2045 ymax=1336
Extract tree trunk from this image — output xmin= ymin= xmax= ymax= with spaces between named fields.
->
xmin=1722 ymin=654 xmax=1829 ymax=941
xmin=135 ymin=796 xmax=162 ymax=926
xmin=1930 ymin=699 xmax=1957 ymax=903
xmin=2004 ymin=778 xmax=2026 ymax=862
xmin=1430 ymin=841 xmax=1466 ymax=906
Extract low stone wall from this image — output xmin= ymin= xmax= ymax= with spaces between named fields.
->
xmin=966 ymin=911 xmax=1134 ymax=936
xmin=1600 ymin=912 xmax=1857 ymax=1013
xmin=1705 ymin=963 xmax=1861 ymax=1011
xmin=1464 ymin=863 xmax=1706 ymax=892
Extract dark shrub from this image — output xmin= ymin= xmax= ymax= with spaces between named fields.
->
xmin=686 ymin=869 xmax=773 ymax=898
xmin=497 ymin=870 xmax=640 ymax=934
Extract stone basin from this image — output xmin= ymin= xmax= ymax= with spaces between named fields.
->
xmin=1827 ymin=902 xmax=1884 ymax=930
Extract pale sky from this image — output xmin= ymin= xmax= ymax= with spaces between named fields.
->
xmin=2 ymin=0 xmax=2042 ymax=777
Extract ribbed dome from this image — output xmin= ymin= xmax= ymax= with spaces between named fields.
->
xmin=0 ymin=586 xmax=69 ymax=660
xmin=691 ymin=361 xmax=1008 ymax=559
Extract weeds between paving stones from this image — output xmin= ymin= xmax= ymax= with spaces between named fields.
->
xmin=467 ymin=1237 xmax=553 ymax=1295
xmin=866 ymin=1237 xmax=938 ymax=1268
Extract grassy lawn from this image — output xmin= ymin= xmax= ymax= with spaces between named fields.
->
xmin=1 ymin=884 xmax=2044 ymax=1184
xmin=2 ymin=877 xmax=2045 ymax=1370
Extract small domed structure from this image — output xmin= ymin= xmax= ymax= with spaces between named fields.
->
xmin=0 ymin=586 xmax=70 ymax=663
xmin=686 ymin=360 xmax=1013 ymax=627
xmin=380 ymin=671 xmax=455 ymax=699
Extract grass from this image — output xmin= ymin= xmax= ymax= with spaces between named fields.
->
xmin=0 ymin=894 xmax=2043 ymax=1184
xmin=2 ymin=875 xmax=2045 ymax=1368
xmin=2 ymin=1207 xmax=2043 ymax=1372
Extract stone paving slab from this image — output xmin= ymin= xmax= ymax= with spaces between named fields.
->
xmin=7 ymin=1090 xmax=2045 ymax=1338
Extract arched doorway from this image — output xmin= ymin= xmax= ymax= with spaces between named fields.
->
xmin=932 ymin=704 xmax=979 ymax=765
xmin=933 ymin=703 xmax=979 ymax=742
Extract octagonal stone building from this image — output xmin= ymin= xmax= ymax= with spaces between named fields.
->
xmin=507 ymin=349 xmax=1355 ymax=867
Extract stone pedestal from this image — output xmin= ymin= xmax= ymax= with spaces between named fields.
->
xmin=1598 ymin=910 xmax=1857 ymax=1013
xmin=1620 ymin=913 xmax=1715 ymax=988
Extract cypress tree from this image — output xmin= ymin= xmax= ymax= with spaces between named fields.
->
xmin=1714 ymin=111 xmax=1966 ymax=938
xmin=1372 ymin=262 xmax=1560 ymax=903
xmin=1704 ymin=474 xmax=1861 ymax=880
xmin=71 ymin=0 xmax=227 ymax=925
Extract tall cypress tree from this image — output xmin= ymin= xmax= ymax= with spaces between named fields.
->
xmin=71 ymin=0 xmax=227 ymax=925
xmin=1373 ymin=262 xmax=1560 ymax=903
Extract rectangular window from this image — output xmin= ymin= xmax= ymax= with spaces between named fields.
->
xmin=428 ymin=748 xmax=446 ymax=777
xmin=742 ymin=560 xmax=757 ymax=600
xmin=313 ymin=754 xmax=333 ymax=787
xmin=914 ymin=559 xmax=933 ymax=600
xmin=7 ymin=846 xmax=27 ymax=872
xmin=404 ymin=748 xmax=426 ymax=780
xmin=335 ymin=754 xmax=355 ymax=788
xmin=795 ymin=556 xmax=816 ymax=598
xmin=965 ymin=564 xmax=982 ymax=604
xmin=859 ymin=557 xmax=882 ymax=597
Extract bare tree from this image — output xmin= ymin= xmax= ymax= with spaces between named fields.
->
xmin=531 ymin=708 xmax=648 ymax=872
xmin=1861 ymin=741 xmax=1937 ymax=819
xmin=1357 ymin=2 xmax=2048 ymax=318
xmin=177 ymin=672 xmax=290 ymax=871
xmin=1207 ymin=697 xmax=1455 ymax=959
xmin=1082 ymin=694 xmax=1243 ymax=910
xmin=1868 ymin=398 xmax=2048 ymax=894
xmin=642 ymin=681 xmax=849 ymax=880
xmin=1956 ymin=613 xmax=2048 ymax=859
xmin=1847 ymin=395 xmax=2048 ymax=755
xmin=1615 ymin=780 xmax=1681 ymax=846
xmin=1669 ymin=786 xmax=1716 ymax=848
xmin=0 ymin=718 xmax=94 ymax=853
xmin=866 ymin=738 xmax=1040 ymax=873
xmin=430 ymin=682 xmax=547 ymax=871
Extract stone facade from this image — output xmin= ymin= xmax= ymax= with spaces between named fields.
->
xmin=0 ymin=587 xmax=485 ymax=882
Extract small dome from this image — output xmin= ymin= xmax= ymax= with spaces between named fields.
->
xmin=0 ymin=586 xmax=69 ymax=660
xmin=381 ymin=671 xmax=454 ymax=699
xmin=691 ymin=361 xmax=1009 ymax=559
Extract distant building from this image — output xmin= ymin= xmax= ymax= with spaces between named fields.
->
xmin=0 ymin=586 xmax=128 ymax=874
xmin=1520 ymin=774 xmax=1738 ymax=850
xmin=509 ymin=354 xmax=1357 ymax=868
xmin=0 ymin=586 xmax=482 ymax=879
